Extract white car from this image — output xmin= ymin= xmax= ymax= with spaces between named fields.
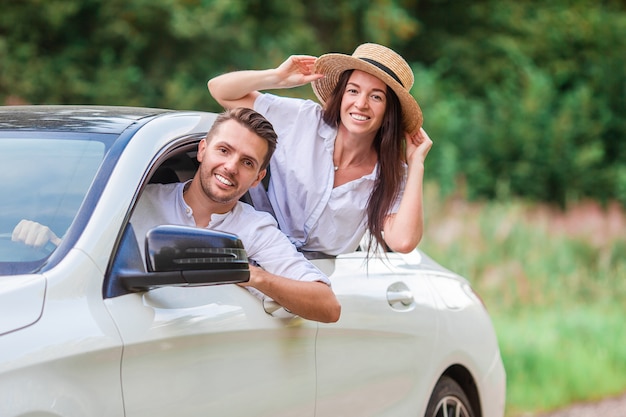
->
xmin=0 ymin=106 xmax=505 ymax=417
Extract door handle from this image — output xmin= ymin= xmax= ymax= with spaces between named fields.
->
xmin=263 ymin=299 xmax=297 ymax=319
xmin=387 ymin=282 xmax=414 ymax=307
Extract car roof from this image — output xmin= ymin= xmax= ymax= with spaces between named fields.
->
xmin=0 ymin=105 xmax=175 ymax=134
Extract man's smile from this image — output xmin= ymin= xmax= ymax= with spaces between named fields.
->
xmin=215 ymin=173 xmax=234 ymax=186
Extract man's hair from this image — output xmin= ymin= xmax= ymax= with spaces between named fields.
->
xmin=206 ymin=107 xmax=278 ymax=170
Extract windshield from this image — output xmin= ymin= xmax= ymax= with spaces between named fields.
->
xmin=0 ymin=136 xmax=106 ymax=274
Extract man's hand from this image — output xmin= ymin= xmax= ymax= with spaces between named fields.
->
xmin=12 ymin=219 xmax=62 ymax=248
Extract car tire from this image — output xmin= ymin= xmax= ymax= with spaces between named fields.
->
xmin=424 ymin=376 xmax=475 ymax=417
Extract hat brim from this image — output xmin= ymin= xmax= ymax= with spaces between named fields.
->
xmin=312 ymin=53 xmax=423 ymax=134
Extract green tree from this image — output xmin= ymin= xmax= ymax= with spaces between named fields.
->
xmin=409 ymin=0 xmax=626 ymax=207
xmin=0 ymin=0 xmax=420 ymax=110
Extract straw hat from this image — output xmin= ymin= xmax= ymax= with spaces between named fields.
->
xmin=312 ymin=43 xmax=423 ymax=134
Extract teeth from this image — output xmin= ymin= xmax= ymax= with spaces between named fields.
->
xmin=216 ymin=174 xmax=233 ymax=186
xmin=351 ymin=113 xmax=368 ymax=121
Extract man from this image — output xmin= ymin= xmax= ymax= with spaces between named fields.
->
xmin=130 ymin=108 xmax=341 ymax=323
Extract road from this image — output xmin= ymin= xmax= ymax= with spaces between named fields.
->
xmin=532 ymin=392 xmax=626 ymax=417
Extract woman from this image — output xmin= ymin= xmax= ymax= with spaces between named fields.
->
xmin=208 ymin=43 xmax=432 ymax=256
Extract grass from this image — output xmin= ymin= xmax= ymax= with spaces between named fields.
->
xmin=494 ymin=306 xmax=626 ymax=414
xmin=420 ymin=184 xmax=626 ymax=416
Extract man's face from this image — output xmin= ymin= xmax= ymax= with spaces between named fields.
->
xmin=196 ymin=119 xmax=267 ymax=205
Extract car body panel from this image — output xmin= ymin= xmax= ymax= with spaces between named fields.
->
xmin=0 ymin=250 xmax=124 ymax=417
xmin=106 ymin=286 xmax=317 ymax=417
xmin=427 ymin=274 xmax=507 ymax=417
xmin=316 ymin=253 xmax=439 ymax=416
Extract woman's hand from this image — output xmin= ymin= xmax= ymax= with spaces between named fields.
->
xmin=383 ymin=128 xmax=432 ymax=254
xmin=405 ymin=128 xmax=433 ymax=167
xmin=274 ymin=55 xmax=324 ymax=89
xmin=207 ymin=54 xmax=324 ymax=109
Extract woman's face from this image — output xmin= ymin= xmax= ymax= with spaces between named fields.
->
xmin=339 ymin=70 xmax=388 ymax=137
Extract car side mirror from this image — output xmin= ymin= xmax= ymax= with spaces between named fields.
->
xmin=120 ymin=225 xmax=250 ymax=292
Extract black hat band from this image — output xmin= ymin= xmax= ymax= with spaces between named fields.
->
xmin=359 ymin=58 xmax=404 ymax=87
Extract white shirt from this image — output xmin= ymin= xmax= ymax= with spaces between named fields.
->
xmin=253 ymin=93 xmax=403 ymax=255
xmin=131 ymin=182 xmax=330 ymax=300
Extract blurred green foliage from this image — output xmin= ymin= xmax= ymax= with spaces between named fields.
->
xmin=1 ymin=0 xmax=624 ymax=208
xmin=495 ymin=306 xmax=626 ymax=414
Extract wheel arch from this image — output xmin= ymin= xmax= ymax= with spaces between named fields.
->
xmin=441 ymin=365 xmax=482 ymax=417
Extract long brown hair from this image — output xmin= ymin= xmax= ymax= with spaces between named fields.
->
xmin=322 ymin=70 xmax=404 ymax=254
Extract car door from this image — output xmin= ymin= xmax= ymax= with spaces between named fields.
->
xmin=105 ymin=282 xmax=318 ymax=417
xmin=314 ymin=253 xmax=439 ymax=417
xmin=103 ymin=217 xmax=319 ymax=417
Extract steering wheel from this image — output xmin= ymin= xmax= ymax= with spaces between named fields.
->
xmin=0 ymin=232 xmax=54 ymax=262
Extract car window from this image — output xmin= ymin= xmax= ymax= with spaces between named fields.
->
xmin=0 ymin=137 xmax=105 ymax=273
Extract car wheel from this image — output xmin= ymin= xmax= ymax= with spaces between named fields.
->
xmin=424 ymin=376 xmax=475 ymax=417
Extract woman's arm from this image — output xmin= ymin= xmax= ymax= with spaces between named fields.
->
xmin=207 ymin=55 xmax=323 ymax=109
xmin=383 ymin=128 xmax=433 ymax=253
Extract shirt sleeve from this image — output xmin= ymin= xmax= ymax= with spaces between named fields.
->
xmin=237 ymin=204 xmax=330 ymax=286
xmin=254 ymin=93 xmax=323 ymax=146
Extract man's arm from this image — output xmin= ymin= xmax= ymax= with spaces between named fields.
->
xmin=230 ymin=203 xmax=341 ymax=323
xmin=239 ymin=265 xmax=341 ymax=323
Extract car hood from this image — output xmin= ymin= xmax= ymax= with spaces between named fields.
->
xmin=0 ymin=274 xmax=46 ymax=335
